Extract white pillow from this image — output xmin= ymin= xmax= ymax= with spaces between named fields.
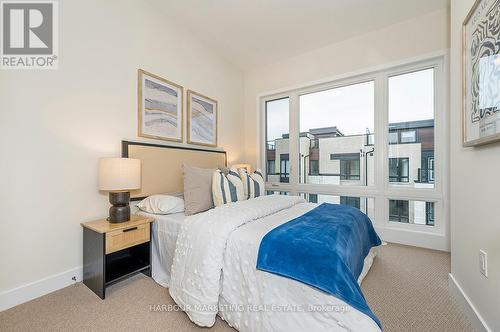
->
xmin=137 ymin=195 xmax=185 ymax=215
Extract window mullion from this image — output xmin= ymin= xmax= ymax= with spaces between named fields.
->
xmin=289 ymin=93 xmax=300 ymax=190
xmin=374 ymin=73 xmax=388 ymax=227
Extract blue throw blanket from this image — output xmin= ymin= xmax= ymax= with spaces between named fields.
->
xmin=256 ymin=203 xmax=382 ymax=329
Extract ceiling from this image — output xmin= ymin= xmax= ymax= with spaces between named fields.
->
xmin=147 ymin=0 xmax=449 ymax=71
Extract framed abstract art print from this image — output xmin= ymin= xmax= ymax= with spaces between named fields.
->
xmin=187 ymin=90 xmax=218 ymax=147
xmin=138 ymin=69 xmax=183 ymax=142
xmin=463 ymin=0 xmax=500 ymax=146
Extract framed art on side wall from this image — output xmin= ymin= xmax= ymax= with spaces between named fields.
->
xmin=463 ymin=0 xmax=500 ymax=146
xmin=187 ymin=90 xmax=218 ymax=147
xmin=138 ymin=69 xmax=183 ymax=142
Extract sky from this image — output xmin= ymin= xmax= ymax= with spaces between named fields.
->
xmin=267 ymin=68 xmax=434 ymax=141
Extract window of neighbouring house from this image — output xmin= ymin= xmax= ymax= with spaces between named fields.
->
xmin=389 ymin=199 xmax=409 ymax=223
xmin=267 ymin=160 xmax=276 ymax=174
xmin=400 ymin=130 xmax=417 ymax=143
xmin=280 ymin=154 xmax=290 ymax=183
xmin=389 ymin=132 xmax=399 ymax=144
xmin=329 ymin=153 xmax=361 ymax=180
xmin=340 ymin=196 xmax=361 ymax=209
xmin=389 ymin=199 xmax=435 ymax=226
xmin=298 ymin=80 xmax=375 ymax=186
xmin=309 ymin=160 xmax=319 ymax=175
xmin=340 ymin=158 xmax=360 ymax=180
xmin=389 ymin=157 xmax=409 ymax=183
xmin=426 ymin=202 xmax=435 ymax=226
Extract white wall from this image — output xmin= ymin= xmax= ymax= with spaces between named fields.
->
xmin=0 ymin=0 xmax=244 ymax=296
xmin=450 ymin=1 xmax=500 ymax=330
xmin=243 ymin=9 xmax=449 ymax=164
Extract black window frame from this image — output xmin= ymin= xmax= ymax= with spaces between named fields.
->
xmin=279 ymin=154 xmax=290 ymax=183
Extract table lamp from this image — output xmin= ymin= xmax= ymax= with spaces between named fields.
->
xmin=232 ymin=163 xmax=253 ymax=173
xmin=98 ymin=157 xmax=141 ymax=223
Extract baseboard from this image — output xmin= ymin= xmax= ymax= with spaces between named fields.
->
xmin=448 ymin=273 xmax=491 ymax=332
xmin=374 ymin=226 xmax=449 ymax=251
xmin=0 ymin=266 xmax=83 ymax=312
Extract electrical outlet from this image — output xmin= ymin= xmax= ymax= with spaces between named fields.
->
xmin=479 ymin=250 xmax=488 ymax=278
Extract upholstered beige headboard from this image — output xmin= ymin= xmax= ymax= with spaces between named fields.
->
xmin=122 ymin=141 xmax=227 ymax=200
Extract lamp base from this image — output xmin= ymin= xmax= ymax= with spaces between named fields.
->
xmin=108 ymin=192 xmax=130 ymax=223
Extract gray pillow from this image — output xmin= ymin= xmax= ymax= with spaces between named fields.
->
xmin=183 ymin=164 xmax=215 ymax=215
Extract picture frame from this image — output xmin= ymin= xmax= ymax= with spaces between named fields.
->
xmin=138 ymin=69 xmax=183 ymax=142
xmin=462 ymin=0 xmax=500 ymax=146
xmin=187 ymin=90 xmax=218 ymax=147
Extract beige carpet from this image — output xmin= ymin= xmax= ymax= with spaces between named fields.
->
xmin=0 ymin=243 xmax=473 ymax=332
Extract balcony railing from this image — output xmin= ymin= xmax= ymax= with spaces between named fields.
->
xmin=279 ymin=173 xmax=289 ymax=183
xmin=266 ymin=141 xmax=276 ymax=151
xmin=416 ymin=168 xmax=434 ymax=183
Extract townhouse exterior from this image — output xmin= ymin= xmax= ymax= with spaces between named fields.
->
xmin=266 ymin=119 xmax=435 ymax=226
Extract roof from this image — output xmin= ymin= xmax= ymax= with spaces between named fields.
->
xmin=389 ymin=119 xmax=434 ymax=130
xmin=277 ymin=119 xmax=434 ymax=139
xmin=309 ymin=127 xmax=344 ymax=136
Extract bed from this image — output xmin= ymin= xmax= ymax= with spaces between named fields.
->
xmin=123 ymin=141 xmax=382 ymax=332
xmin=135 ymin=211 xmax=186 ymax=287
xmin=123 ymin=140 xmax=226 ymax=288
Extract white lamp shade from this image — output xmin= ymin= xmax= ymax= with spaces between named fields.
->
xmin=98 ymin=158 xmax=141 ymax=191
xmin=232 ymin=163 xmax=253 ymax=173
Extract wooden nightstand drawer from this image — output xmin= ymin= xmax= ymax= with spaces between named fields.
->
xmin=105 ymin=224 xmax=150 ymax=254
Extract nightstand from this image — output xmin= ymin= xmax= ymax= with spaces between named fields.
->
xmin=81 ymin=215 xmax=154 ymax=299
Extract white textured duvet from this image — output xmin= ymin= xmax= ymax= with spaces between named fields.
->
xmin=169 ymin=195 xmax=380 ymax=332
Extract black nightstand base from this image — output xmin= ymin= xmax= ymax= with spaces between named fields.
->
xmin=82 ymin=224 xmax=152 ymax=299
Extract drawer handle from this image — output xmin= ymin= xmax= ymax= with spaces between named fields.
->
xmin=123 ymin=227 xmax=138 ymax=233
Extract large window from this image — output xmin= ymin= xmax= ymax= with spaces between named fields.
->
xmin=265 ymin=98 xmax=289 ymax=182
xmin=261 ymin=57 xmax=445 ymax=243
xmin=298 ymin=81 xmax=374 ymax=186
xmin=388 ymin=68 xmax=435 ymax=188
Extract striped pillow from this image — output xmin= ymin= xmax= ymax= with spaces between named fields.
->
xmin=239 ymin=168 xmax=265 ymax=199
xmin=212 ymin=168 xmax=246 ymax=207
